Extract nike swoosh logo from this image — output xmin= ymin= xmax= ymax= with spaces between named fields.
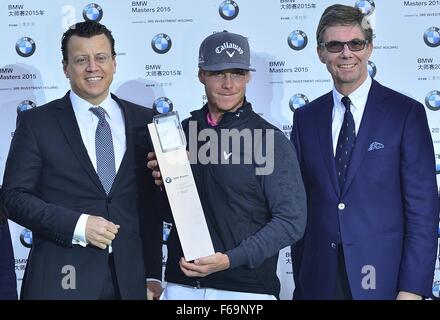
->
xmin=223 ymin=151 xmax=232 ymax=160
xmin=226 ymin=50 xmax=235 ymax=58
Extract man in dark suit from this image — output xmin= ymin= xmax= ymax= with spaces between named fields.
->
xmin=291 ymin=4 xmax=439 ymax=300
xmin=0 ymin=21 xmax=161 ymax=299
xmin=0 ymin=195 xmax=18 ymax=300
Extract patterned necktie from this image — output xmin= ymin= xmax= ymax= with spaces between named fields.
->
xmin=89 ymin=106 xmax=116 ymax=194
xmin=335 ymin=96 xmax=356 ymax=191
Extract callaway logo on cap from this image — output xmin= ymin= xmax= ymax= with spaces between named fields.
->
xmin=198 ymin=30 xmax=256 ymax=72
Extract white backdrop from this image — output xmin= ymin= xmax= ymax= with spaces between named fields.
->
xmin=1 ymin=0 xmax=439 ymax=299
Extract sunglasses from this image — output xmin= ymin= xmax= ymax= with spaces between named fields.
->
xmin=319 ymin=39 xmax=369 ymax=53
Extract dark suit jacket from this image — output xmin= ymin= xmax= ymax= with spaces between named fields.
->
xmin=0 ymin=221 xmax=18 ymax=300
xmin=291 ymin=80 xmax=439 ymax=299
xmin=0 ymin=92 xmax=162 ymax=299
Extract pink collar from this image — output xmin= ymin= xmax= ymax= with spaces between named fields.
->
xmin=206 ymin=111 xmax=218 ymax=127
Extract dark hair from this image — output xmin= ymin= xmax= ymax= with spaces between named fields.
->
xmin=316 ymin=4 xmax=373 ymax=46
xmin=61 ymin=20 xmax=116 ymax=62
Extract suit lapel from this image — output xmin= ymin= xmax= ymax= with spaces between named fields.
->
xmin=54 ymin=92 xmax=104 ymax=193
xmin=109 ymin=94 xmax=133 ymax=195
xmin=341 ymin=80 xmax=388 ymax=196
xmin=317 ymin=92 xmax=340 ymax=196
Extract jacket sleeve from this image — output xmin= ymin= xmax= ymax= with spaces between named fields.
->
xmin=0 ymin=111 xmax=81 ymax=247
xmin=290 ymin=109 xmax=307 ymax=298
xmin=0 ymin=223 xmax=18 ymax=300
xmin=226 ymin=129 xmax=307 ymax=269
xmin=398 ymin=100 xmax=439 ymax=297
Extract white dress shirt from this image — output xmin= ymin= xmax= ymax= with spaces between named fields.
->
xmin=331 ymin=76 xmax=372 ymax=155
xmin=70 ymin=90 xmax=126 ymax=250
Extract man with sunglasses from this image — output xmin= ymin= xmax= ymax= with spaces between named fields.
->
xmin=291 ymin=4 xmax=438 ymax=299
xmin=0 ymin=21 xmax=161 ymax=299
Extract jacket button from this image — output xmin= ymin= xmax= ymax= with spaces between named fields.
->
xmin=338 ymin=203 xmax=345 ymax=210
xmin=107 ymin=197 xmax=112 ymax=203
xmin=331 ymin=242 xmax=337 ymax=249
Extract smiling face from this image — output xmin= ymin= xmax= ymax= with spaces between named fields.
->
xmin=63 ymin=34 xmax=116 ymax=105
xmin=198 ymin=68 xmax=250 ymax=122
xmin=318 ymin=24 xmax=372 ymax=96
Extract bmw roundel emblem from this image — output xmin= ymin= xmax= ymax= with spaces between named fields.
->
xmin=367 ymin=60 xmax=377 ymax=78
xmin=289 ymin=94 xmax=309 ymax=112
xmin=288 ymin=30 xmax=308 ymax=51
xmin=423 ymin=27 xmax=440 ymax=48
xmin=15 ymin=37 xmax=36 ymax=57
xmin=219 ymin=0 xmax=239 ymax=20
xmin=153 ymin=97 xmax=174 ymax=114
xmin=355 ymin=0 xmax=375 ymax=15
xmin=165 ymin=177 xmax=172 ymax=184
xmin=17 ymin=100 xmax=37 ymax=113
xmin=425 ymin=90 xmax=440 ymax=111
xmin=83 ymin=3 xmax=103 ymax=22
xmin=20 ymin=228 xmax=33 ymax=248
xmin=151 ymin=33 xmax=172 ymax=54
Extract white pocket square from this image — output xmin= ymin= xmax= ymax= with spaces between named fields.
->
xmin=368 ymin=142 xmax=384 ymax=151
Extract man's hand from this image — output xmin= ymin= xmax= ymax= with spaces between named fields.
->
xmin=396 ymin=291 xmax=422 ymax=300
xmin=85 ymin=216 xmax=120 ymax=249
xmin=147 ymin=152 xmax=163 ymax=186
xmin=179 ymin=252 xmax=230 ymax=277
xmin=147 ymin=280 xmax=163 ymax=300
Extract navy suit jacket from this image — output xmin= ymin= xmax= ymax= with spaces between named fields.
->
xmin=0 ymin=222 xmax=18 ymax=300
xmin=0 ymin=92 xmax=162 ymax=299
xmin=291 ymin=80 xmax=438 ymax=299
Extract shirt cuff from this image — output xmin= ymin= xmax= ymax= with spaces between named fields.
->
xmin=72 ymin=214 xmax=89 ymax=247
xmin=146 ymin=278 xmax=162 ymax=283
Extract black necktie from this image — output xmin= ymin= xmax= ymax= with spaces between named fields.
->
xmin=335 ymin=96 xmax=356 ymax=191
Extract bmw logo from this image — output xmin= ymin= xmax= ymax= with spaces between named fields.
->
xmin=289 ymin=94 xmax=309 ymax=112
xmin=153 ymin=97 xmax=174 ymax=114
xmin=165 ymin=177 xmax=172 ymax=184
xmin=17 ymin=100 xmax=37 ymax=113
xmin=355 ymin=0 xmax=375 ymax=15
xmin=425 ymin=90 xmax=440 ymax=111
xmin=20 ymin=229 xmax=32 ymax=248
xmin=15 ymin=37 xmax=36 ymax=57
xmin=151 ymin=33 xmax=172 ymax=54
xmin=367 ymin=60 xmax=377 ymax=78
xmin=423 ymin=27 xmax=440 ymax=48
xmin=288 ymin=30 xmax=308 ymax=51
xmin=83 ymin=3 xmax=103 ymax=22
xmin=219 ymin=0 xmax=239 ymax=20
